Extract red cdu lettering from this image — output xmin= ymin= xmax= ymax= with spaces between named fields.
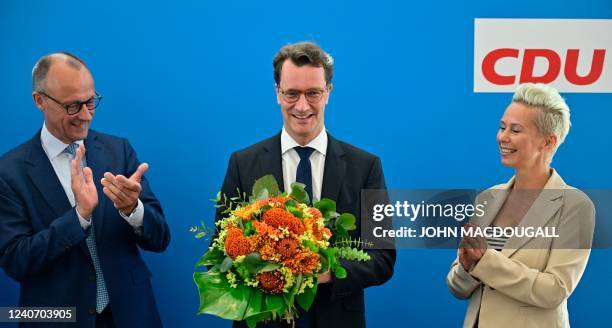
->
xmin=482 ymin=48 xmax=519 ymax=85
xmin=564 ymin=49 xmax=606 ymax=85
xmin=519 ymin=49 xmax=561 ymax=83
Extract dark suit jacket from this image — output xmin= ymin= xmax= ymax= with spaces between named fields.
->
xmin=0 ymin=130 xmax=171 ymax=327
xmin=217 ymin=132 xmax=396 ymax=328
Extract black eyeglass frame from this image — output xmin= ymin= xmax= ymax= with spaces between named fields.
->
xmin=39 ymin=91 xmax=102 ymax=115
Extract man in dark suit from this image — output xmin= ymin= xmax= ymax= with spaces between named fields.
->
xmin=0 ymin=52 xmax=170 ymax=327
xmin=218 ymin=42 xmax=396 ymax=328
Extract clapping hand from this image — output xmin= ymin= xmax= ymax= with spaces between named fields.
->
xmin=101 ymin=163 xmax=149 ymax=215
xmin=71 ymin=144 xmax=98 ymax=220
xmin=458 ymin=223 xmax=487 ymax=270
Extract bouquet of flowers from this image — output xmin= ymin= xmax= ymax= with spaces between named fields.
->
xmin=193 ymin=175 xmax=370 ymax=327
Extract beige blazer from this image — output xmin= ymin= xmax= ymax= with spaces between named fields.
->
xmin=446 ymin=169 xmax=595 ymax=328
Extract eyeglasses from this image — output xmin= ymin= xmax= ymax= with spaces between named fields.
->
xmin=278 ymin=86 xmax=327 ymax=104
xmin=40 ymin=91 xmax=102 ymax=115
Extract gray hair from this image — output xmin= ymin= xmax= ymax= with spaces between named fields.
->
xmin=512 ymin=83 xmax=571 ymax=160
xmin=32 ymin=51 xmax=87 ymax=92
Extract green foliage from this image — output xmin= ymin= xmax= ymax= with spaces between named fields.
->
xmin=336 ymin=213 xmax=356 ymax=231
xmin=334 ymin=265 xmax=347 ymax=279
xmin=220 ymin=256 xmax=233 ymax=273
xmin=243 ymin=221 xmax=256 ymax=236
xmin=314 ymin=198 xmax=336 ymax=218
xmin=242 ymin=252 xmax=282 ymax=274
xmin=295 ymin=283 xmax=317 ymax=311
xmin=194 ymin=271 xmax=288 ymax=325
xmin=289 ymin=182 xmax=310 ymax=204
xmin=286 ymin=205 xmax=303 ymax=219
xmin=196 ymin=248 xmax=225 ymax=268
xmin=252 ymin=175 xmax=281 ymax=200
xmin=336 ymin=247 xmax=371 ymax=261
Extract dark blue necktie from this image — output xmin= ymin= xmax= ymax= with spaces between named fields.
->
xmin=294 ymin=146 xmax=315 ymax=203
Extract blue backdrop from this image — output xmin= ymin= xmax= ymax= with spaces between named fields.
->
xmin=1 ymin=0 xmax=611 ymax=326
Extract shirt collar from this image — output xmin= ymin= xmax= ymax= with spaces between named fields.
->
xmin=281 ymin=126 xmax=328 ymax=156
xmin=40 ymin=122 xmax=83 ymax=159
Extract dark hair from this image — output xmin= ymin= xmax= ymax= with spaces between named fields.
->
xmin=32 ymin=51 xmax=88 ymax=92
xmin=273 ymin=41 xmax=334 ymax=85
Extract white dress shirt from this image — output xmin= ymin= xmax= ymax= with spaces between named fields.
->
xmin=40 ymin=123 xmax=144 ymax=229
xmin=281 ymin=127 xmax=327 ymax=202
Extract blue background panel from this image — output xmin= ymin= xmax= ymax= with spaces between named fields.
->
xmin=1 ymin=0 xmax=611 ymax=326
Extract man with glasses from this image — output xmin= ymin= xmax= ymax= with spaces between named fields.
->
xmin=217 ymin=41 xmax=396 ymax=328
xmin=0 ymin=52 xmax=170 ymax=327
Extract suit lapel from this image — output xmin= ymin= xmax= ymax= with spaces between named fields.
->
xmin=501 ymin=191 xmax=563 ymax=257
xmin=321 ymin=133 xmax=346 ymax=201
xmin=472 ymin=187 xmax=509 ymax=229
xmin=25 ymin=133 xmax=72 ymax=220
xmin=84 ymin=132 xmax=109 ymax=240
xmin=25 ymin=131 xmax=92 ymax=262
xmin=259 ymin=133 xmax=285 ymax=192
xmin=502 ymin=171 xmax=566 ymax=257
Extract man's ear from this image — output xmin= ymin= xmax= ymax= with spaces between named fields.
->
xmin=325 ymin=83 xmax=333 ymax=105
xmin=275 ymin=84 xmax=281 ymax=105
xmin=32 ymin=92 xmax=45 ymax=112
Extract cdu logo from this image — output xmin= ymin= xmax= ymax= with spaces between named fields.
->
xmin=474 ymin=19 xmax=612 ymax=93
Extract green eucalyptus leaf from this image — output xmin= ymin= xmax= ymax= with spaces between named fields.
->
xmin=336 ymin=213 xmax=356 ymax=231
xmin=314 ymin=198 xmax=336 ymax=217
xmin=220 ymin=256 xmax=233 ymax=273
xmin=334 ymin=265 xmax=347 ymax=279
xmin=258 ymin=262 xmax=282 ymax=273
xmin=287 ymin=206 xmax=303 ymax=219
xmin=255 ymin=188 xmax=269 ymax=201
xmin=289 ymin=182 xmax=309 ymax=204
xmin=243 ymin=253 xmax=263 ymax=273
xmin=334 ymin=225 xmax=350 ymax=242
xmin=252 ymin=175 xmax=281 ymax=199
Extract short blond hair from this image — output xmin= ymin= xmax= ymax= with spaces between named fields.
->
xmin=512 ymin=83 xmax=571 ymax=160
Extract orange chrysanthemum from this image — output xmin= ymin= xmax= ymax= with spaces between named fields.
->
xmin=257 ymin=271 xmax=284 ymax=294
xmin=234 ymin=204 xmax=259 ymax=221
xmin=252 ymin=221 xmax=278 ymax=237
xmin=224 ymin=228 xmax=254 ymax=259
xmin=262 ymin=208 xmax=305 ymax=235
xmin=304 ymin=217 xmax=324 ymax=241
xmin=258 ymin=243 xmax=280 ymax=261
xmin=257 ymin=196 xmax=290 ymax=208
xmin=284 ymin=250 xmax=319 ymax=274
xmin=308 ymin=207 xmax=323 ymax=219
xmin=275 ymin=237 xmax=299 ymax=260
xmin=322 ymin=227 xmax=332 ymax=239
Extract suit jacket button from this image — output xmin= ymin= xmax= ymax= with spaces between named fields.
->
xmin=89 ymin=308 xmax=96 ymax=315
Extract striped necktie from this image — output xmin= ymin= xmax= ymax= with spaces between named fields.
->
xmin=64 ymin=143 xmax=110 ymax=313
